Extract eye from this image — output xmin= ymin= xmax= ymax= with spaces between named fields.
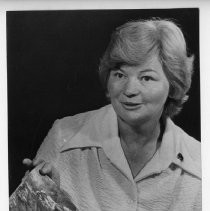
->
xmin=141 ymin=76 xmax=153 ymax=81
xmin=113 ymin=72 xmax=125 ymax=79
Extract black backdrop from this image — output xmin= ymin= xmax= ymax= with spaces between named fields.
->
xmin=7 ymin=9 xmax=200 ymax=195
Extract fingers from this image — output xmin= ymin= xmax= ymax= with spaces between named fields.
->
xmin=39 ymin=162 xmax=60 ymax=186
xmin=39 ymin=162 xmax=52 ymax=175
xmin=32 ymin=158 xmax=44 ymax=166
xmin=22 ymin=158 xmax=33 ymax=166
xmin=23 ymin=158 xmax=60 ymax=186
xmin=22 ymin=158 xmax=44 ymax=167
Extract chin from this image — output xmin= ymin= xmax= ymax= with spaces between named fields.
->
xmin=120 ymin=113 xmax=149 ymax=125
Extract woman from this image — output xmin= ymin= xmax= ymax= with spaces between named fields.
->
xmin=23 ymin=18 xmax=201 ymax=210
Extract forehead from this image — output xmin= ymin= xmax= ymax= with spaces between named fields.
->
xmin=120 ymin=55 xmax=163 ymax=74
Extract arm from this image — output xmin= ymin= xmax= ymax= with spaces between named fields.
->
xmin=23 ymin=119 xmax=62 ymax=186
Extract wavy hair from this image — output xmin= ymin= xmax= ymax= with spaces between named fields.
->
xmin=99 ymin=18 xmax=194 ymax=118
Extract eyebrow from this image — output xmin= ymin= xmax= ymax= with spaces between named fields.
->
xmin=138 ymin=69 xmax=158 ymax=74
xmin=119 ymin=67 xmax=158 ymax=74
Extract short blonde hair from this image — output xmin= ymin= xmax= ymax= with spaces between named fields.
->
xmin=99 ymin=18 xmax=194 ymax=118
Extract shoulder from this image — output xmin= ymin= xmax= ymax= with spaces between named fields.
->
xmin=168 ymin=119 xmax=201 ymax=178
xmin=35 ymin=105 xmax=111 ymax=161
xmin=174 ymin=123 xmax=201 ymax=163
xmin=57 ymin=104 xmax=111 ymax=138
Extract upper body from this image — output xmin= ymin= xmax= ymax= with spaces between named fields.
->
xmin=35 ymin=104 xmax=201 ymax=211
xmin=27 ymin=19 xmax=201 ymax=210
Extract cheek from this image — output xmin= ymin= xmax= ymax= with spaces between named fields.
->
xmin=145 ymin=84 xmax=169 ymax=104
xmin=107 ymin=81 xmax=123 ymax=98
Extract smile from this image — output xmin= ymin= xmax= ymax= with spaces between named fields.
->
xmin=121 ymin=102 xmax=142 ymax=110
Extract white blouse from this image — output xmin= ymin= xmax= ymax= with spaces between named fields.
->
xmin=35 ymin=104 xmax=201 ymax=211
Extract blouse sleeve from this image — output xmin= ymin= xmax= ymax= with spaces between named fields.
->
xmin=33 ymin=112 xmax=89 ymax=163
xmin=34 ymin=119 xmax=62 ymax=163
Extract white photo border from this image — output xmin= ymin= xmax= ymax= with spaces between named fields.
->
xmin=1 ymin=0 xmax=209 ymax=210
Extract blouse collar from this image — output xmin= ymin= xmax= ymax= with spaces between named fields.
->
xmin=60 ymin=104 xmax=201 ymax=181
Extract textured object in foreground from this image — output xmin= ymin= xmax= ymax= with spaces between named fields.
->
xmin=9 ymin=168 xmax=77 ymax=211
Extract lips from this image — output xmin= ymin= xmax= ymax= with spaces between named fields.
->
xmin=122 ymin=102 xmax=140 ymax=105
xmin=121 ymin=102 xmax=142 ymax=110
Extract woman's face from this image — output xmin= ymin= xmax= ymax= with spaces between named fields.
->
xmin=107 ymin=55 xmax=170 ymax=125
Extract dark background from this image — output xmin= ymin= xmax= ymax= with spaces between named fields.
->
xmin=7 ymin=9 xmax=200 ymax=195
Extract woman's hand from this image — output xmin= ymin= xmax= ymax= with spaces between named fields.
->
xmin=22 ymin=158 xmax=60 ymax=186
xmin=22 ymin=158 xmax=44 ymax=169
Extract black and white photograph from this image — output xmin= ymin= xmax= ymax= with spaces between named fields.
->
xmin=1 ymin=3 xmax=206 ymax=210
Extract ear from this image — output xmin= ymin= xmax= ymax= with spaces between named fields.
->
xmin=106 ymin=92 xmax=110 ymax=98
xmin=168 ymin=93 xmax=173 ymax=99
xmin=168 ymin=86 xmax=174 ymax=99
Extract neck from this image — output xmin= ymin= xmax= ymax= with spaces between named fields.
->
xmin=118 ymin=117 xmax=162 ymax=177
xmin=118 ymin=117 xmax=161 ymax=147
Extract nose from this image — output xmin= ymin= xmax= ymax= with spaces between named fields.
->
xmin=123 ymin=77 xmax=140 ymax=98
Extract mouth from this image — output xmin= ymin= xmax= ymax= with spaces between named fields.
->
xmin=121 ymin=102 xmax=142 ymax=110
